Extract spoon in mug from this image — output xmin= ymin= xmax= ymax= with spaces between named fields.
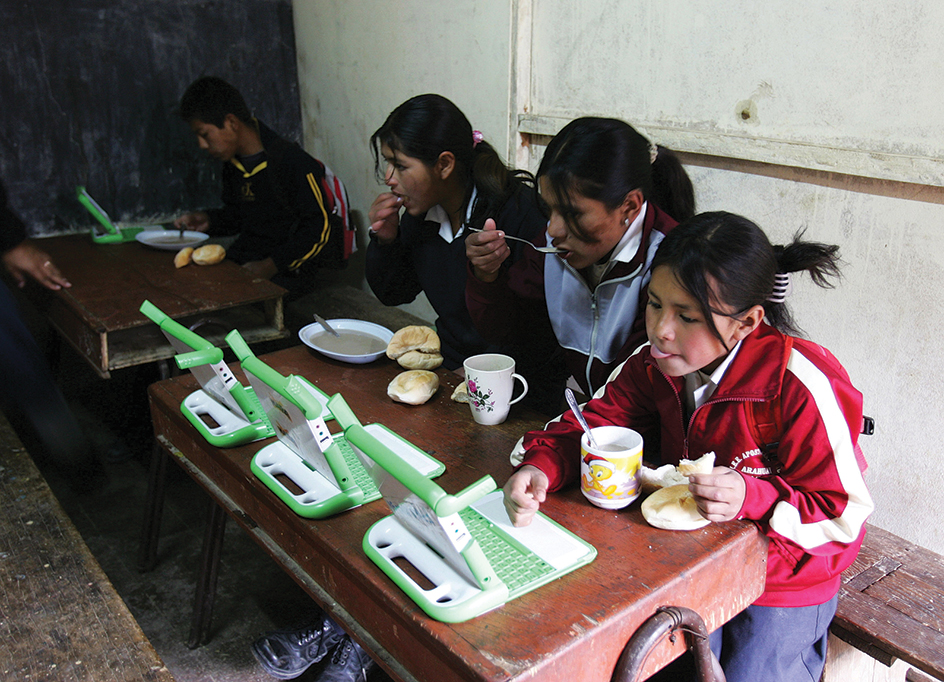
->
xmin=465 ymin=226 xmax=566 ymax=254
xmin=565 ymin=388 xmax=597 ymax=448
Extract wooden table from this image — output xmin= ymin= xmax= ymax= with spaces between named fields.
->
xmin=0 ymin=412 xmax=176 ymax=681
xmin=146 ymin=345 xmax=768 ymax=682
xmin=24 ymin=233 xmax=288 ymax=378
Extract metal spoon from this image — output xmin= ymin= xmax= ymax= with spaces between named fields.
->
xmin=465 ymin=226 xmax=566 ymax=254
xmin=313 ymin=313 xmax=340 ymax=337
xmin=565 ymin=388 xmax=597 ymax=448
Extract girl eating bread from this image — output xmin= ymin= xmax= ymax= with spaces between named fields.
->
xmin=503 ymin=211 xmax=873 ymax=682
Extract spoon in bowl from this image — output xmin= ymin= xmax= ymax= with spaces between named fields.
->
xmin=565 ymin=388 xmax=597 ymax=448
xmin=465 ymin=226 xmax=566 ymax=254
xmin=313 ymin=313 xmax=340 ymax=337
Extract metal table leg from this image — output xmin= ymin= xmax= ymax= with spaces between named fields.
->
xmin=137 ymin=439 xmax=169 ymax=572
xmin=188 ymin=499 xmax=227 ymax=648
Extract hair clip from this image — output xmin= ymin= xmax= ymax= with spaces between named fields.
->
xmin=472 ymin=130 xmax=484 ymax=148
xmin=768 ymin=272 xmax=792 ymax=304
xmin=649 ymin=142 xmax=659 ymax=164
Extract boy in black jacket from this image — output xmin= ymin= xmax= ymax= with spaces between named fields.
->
xmin=174 ymin=77 xmax=345 ymax=294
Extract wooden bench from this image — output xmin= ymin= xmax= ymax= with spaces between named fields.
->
xmin=825 ymin=523 xmax=944 ymax=682
xmin=0 ymin=412 xmax=175 ymax=681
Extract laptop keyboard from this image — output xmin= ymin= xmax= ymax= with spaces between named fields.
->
xmin=459 ymin=508 xmax=554 ymax=591
xmin=334 ymin=435 xmax=380 ymax=500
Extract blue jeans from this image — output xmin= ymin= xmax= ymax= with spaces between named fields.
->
xmin=710 ymin=595 xmax=837 ymax=682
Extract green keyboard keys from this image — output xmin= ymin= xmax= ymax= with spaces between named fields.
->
xmin=459 ymin=508 xmax=554 ymax=591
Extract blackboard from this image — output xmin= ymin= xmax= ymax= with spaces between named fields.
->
xmin=0 ymin=0 xmax=301 ymax=235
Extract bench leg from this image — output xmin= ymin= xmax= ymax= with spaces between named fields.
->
xmin=188 ymin=499 xmax=227 ymax=649
xmin=137 ymin=439 xmax=169 ymax=572
xmin=612 ymin=606 xmax=725 ymax=682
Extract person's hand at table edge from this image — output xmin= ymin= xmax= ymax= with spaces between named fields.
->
xmin=2 ymin=240 xmax=71 ymax=290
xmin=173 ymin=211 xmax=210 ymax=233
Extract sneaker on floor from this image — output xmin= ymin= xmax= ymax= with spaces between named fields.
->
xmin=313 ymin=635 xmax=376 ymax=682
xmin=251 ymin=614 xmax=346 ymax=680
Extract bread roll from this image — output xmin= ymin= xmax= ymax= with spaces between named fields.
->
xmin=641 ymin=484 xmax=711 ymax=531
xmin=677 ymin=451 xmax=716 ymax=477
xmin=397 ymin=349 xmax=443 ymax=370
xmin=639 ymin=464 xmax=688 ymax=494
xmin=192 ymin=244 xmax=226 ymax=265
xmin=450 ymin=382 xmax=469 ymax=403
xmin=387 ymin=370 xmax=439 ymax=405
xmin=174 ymin=247 xmax=194 ymax=268
xmin=386 ymin=325 xmax=441 ymax=359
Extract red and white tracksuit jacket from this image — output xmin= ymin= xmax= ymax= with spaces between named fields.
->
xmin=518 ymin=322 xmax=874 ymax=607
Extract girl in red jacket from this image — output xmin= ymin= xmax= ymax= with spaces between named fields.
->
xmin=504 ymin=211 xmax=873 ymax=682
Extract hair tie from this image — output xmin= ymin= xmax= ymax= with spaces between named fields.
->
xmin=472 ymin=130 xmax=484 ymax=148
xmin=649 ymin=142 xmax=659 ymax=164
xmin=767 ymin=272 xmax=792 ymax=304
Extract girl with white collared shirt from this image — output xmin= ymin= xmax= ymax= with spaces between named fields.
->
xmin=366 ymin=94 xmax=567 ymax=413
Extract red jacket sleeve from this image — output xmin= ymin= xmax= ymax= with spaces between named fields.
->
xmin=519 ymin=353 xmax=661 ymax=490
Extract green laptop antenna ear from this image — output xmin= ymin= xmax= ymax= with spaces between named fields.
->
xmin=139 ymin=300 xmax=165 ymax=324
xmin=225 ymin=329 xmax=253 ymax=362
xmin=141 ymin=299 xmax=216 ymax=353
xmin=175 ymin=347 xmax=223 ymax=369
xmin=326 ymin=394 xmax=360 ymax=429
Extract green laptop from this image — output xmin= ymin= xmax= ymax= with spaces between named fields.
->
xmin=226 ymin=330 xmax=444 ymax=519
xmin=329 ymin=395 xmax=597 ymax=623
xmin=140 ymin=300 xmax=280 ymax=447
xmin=78 ymin=186 xmax=153 ymax=243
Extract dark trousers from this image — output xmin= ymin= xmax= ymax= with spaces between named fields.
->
xmin=710 ymin=595 xmax=837 ymax=682
xmin=649 ymin=595 xmax=836 ymax=682
xmin=0 ymin=282 xmax=94 ymax=478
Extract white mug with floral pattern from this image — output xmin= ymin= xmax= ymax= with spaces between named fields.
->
xmin=462 ymin=353 xmax=529 ymax=425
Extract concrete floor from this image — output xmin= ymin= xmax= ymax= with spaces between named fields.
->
xmin=33 ymin=288 xmax=422 ymax=682
xmin=39 ymin=360 xmax=332 ymax=682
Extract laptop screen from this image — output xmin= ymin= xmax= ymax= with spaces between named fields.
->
xmin=243 ymin=368 xmax=337 ymax=484
xmin=374 ymin=471 xmax=478 ymax=585
xmin=159 ymin=329 xmax=245 ymax=418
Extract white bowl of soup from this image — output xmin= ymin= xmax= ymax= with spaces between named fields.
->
xmin=298 ymin=319 xmax=394 ymax=364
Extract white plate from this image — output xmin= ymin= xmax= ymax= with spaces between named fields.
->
xmin=135 ymin=230 xmax=209 ymax=251
xmin=299 ymin=319 xmax=393 ymax=364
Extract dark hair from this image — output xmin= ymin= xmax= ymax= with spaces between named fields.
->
xmin=651 ymin=211 xmax=841 ymax=339
xmin=179 ymin=76 xmax=253 ymax=127
xmin=370 ymin=94 xmax=533 ymax=228
xmin=536 ymin=118 xmax=695 ymax=240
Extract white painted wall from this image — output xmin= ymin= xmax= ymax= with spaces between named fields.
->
xmin=687 ymin=160 xmax=944 ymax=556
xmin=292 ymin=0 xmax=518 ymax=321
xmin=294 ymin=0 xmax=944 ymax=554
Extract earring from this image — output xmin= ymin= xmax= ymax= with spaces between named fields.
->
xmin=623 ymin=218 xmax=630 ymax=227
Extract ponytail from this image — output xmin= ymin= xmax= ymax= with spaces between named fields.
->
xmin=650 ymin=145 xmax=695 ymax=222
xmin=766 ymin=232 xmax=841 ymax=335
xmin=467 ymin=140 xmax=535 ymax=230
xmin=371 ymin=94 xmax=533 ymax=229
xmin=652 ymin=212 xmax=843 ymax=340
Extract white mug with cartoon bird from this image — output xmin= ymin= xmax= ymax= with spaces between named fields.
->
xmin=580 ymin=426 xmax=643 ymax=509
